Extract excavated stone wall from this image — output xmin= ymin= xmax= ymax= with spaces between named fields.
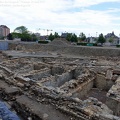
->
xmin=72 ymin=78 xmax=94 ymax=98
xmin=0 ymin=44 xmax=120 ymax=120
xmin=8 ymin=42 xmax=120 ymax=57
xmin=106 ymin=77 xmax=120 ymax=116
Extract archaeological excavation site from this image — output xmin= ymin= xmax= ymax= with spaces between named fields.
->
xmin=0 ymin=40 xmax=120 ymax=120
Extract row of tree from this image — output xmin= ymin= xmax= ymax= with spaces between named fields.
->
xmin=48 ymin=32 xmax=86 ymax=43
xmin=7 ymin=26 xmax=106 ymax=44
xmin=48 ymin=32 xmax=106 ymax=44
xmin=48 ymin=32 xmax=59 ymax=41
xmin=7 ymin=26 xmax=37 ymax=41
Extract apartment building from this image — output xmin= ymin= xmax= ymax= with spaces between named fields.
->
xmin=0 ymin=25 xmax=10 ymax=37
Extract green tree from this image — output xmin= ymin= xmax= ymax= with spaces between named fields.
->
xmin=21 ymin=33 xmax=32 ymax=41
xmin=48 ymin=33 xmax=55 ymax=41
xmin=31 ymin=34 xmax=37 ymax=41
xmin=54 ymin=32 xmax=59 ymax=38
xmin=79 ymin=32 xmax=86 ymax=42
xmin=66 ymin=33 xmax=72 ymax=41
xmin=109 ymin=37 xmax=113 ymax=44
xmin=14 ymin=26 xmax=28 ymax=34
xmin=48 ymin=32 xmax=59 ymax=41
xmin=11 ymin=32 xmax=22 ymax=39
xmin=12 ymin=26 xmax=37 ymax=41
xmin=7 ymin=33 xmax=13 ymax=40
xmin=71 ymin=33 xmax=78 ymax=42
xmin=66 ymin=33 xmax=78 ymax=42
xmin=97 ymin=33 xmax=106 ymax=44
xmin=11 ymin=32 xmax=32 ymax=41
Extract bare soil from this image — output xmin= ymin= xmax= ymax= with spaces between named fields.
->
xmin=81 ymin=88 xmax=107 ymax=103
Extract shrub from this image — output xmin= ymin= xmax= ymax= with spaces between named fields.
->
xmin=38 ymin=41 xmax=49 ymax=44
xmin=77 ymin=43 xmax=87 ymax=46
xmin=77 ymin=43 xmax=97 ymax=46
xmin=93 ymin=43 xmax=97 ymax=46
xmin=116 ymin=45 xmax=120 ymax=47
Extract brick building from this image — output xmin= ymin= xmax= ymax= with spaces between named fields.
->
xmin=0 ymin=25 xmax=10 ymax=37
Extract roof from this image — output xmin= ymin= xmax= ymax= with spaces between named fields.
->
xmin=0 ymin=25 xmax=10 ymax=29
xmin=61 ymin=33 xmax=68 ymax=38
xmin=105 ymin=32 xmax=119 ymax=39
xmin=61 ymin=32 xmax=72 ymax=38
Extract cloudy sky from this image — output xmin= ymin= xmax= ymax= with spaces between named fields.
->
xmin=0 ymin=0 xmax=120 ymax=36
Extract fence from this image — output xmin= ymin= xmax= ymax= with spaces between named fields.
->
xmin=0 ymin=40 xmax=8 ymax=50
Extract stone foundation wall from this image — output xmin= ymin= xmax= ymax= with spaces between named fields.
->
xmin=95 ymin=74 xmax=107 ymax=90
xmin=95 ymin=74 xmax=114 ymax=90
xmin=25 ymin=69 xmax=51 ymax=81
xmin=55 ymin=70 xmax=74 ymax=87
xmin=8 ymin=42 xmax=120 ymax=57
xmin=72 ymin=79 xmax=94 ymax=98
xmin=106 ymin=97 xmax=120 ymax=116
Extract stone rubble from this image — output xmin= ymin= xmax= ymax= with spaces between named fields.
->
xmin=0 ymin=50 xmax=120 ymax=120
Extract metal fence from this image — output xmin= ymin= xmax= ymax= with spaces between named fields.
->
xmin=0 ymin=41 xmax=8 ymax=50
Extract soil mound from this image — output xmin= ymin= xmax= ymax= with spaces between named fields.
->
xmin=48 ymin=38 xmax=71 ymax=46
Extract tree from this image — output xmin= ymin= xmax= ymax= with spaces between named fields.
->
xmin=54 ymin=32 xmax=59 ymax=38
xmin=11 ymin=32 xmax=21 ymax=38
xmin=12 ymin=26 xmax=36 ymax=41
xmin=79 ymin=32 xmax=86 ymax=42
xmin=97 ymin=33 xmax=106 ymax=44
xmin=71 ymin=33 xmax=78 ymax=42
xmin=31 ymin=34 xmax=37 ymax=41
xmin=14 ymin=26 xmax=28 ymax=34
xmin=109 ymin=37 xmax=113 ymax=44
xmin=7 ymin=33 xmax=13 ymax=40
xmin=48 ymin=32 xmax=59 ymax=41
xmin=66 ymin=33 xmax=78 ymax=42
xmin=21 ymin=33 xmax=32 ymax=41
xmin=48 ymin=33 xmax=55 ymax=41
xmin=66 ymin=33 xmax=72 ymax=41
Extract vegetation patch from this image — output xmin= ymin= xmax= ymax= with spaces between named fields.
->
xmin=77 ymin=43 xmax=97 ymax=46
xmin=116 ymin=45 xmax=120 ymax=47
xmin=38 ymin=41 xmax=49 ymax=44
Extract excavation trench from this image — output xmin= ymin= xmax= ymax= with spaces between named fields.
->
xmin=0 ymin=52 xmax=120 ymax=119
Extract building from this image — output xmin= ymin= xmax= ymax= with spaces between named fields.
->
xmin=86 ymin=36 xmax=97 ymax=43
xmin=34 ymin=33 xmax=41 ymax=40
xmin=105 ymin=31 xmax=119 ymax=45
xmin=61 ymin=33 xmax=68 ymax=38
xmin=39 ymin=35 xmax=47 ymax=40
xmin=0 ymin=25 xmax=10 ymax=38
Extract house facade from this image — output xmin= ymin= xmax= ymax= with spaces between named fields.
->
xmin=0 ymin=25 xmax=10 ymax=38
xmin=61 ymin=33 xmax=68 ymax=38
xmin=86 ymin=37 xmax=97 ymax=43
xmin=104 ymin=31 xmax=119 ymax=45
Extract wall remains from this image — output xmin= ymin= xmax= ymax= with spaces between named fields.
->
xmin=8 ymin=42 xmax=120 ymax=57
xmin=72 ymin=79 xmax=94 ymax=99
xmin=106 ymin=77 xmax=120 ymax=116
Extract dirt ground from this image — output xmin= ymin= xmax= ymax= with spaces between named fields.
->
xmin=82 ymin=88 xmax=108 ymax=103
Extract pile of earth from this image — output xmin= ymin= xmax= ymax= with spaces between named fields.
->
xmin=48 ymin=38 xmax=71 ymax=46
